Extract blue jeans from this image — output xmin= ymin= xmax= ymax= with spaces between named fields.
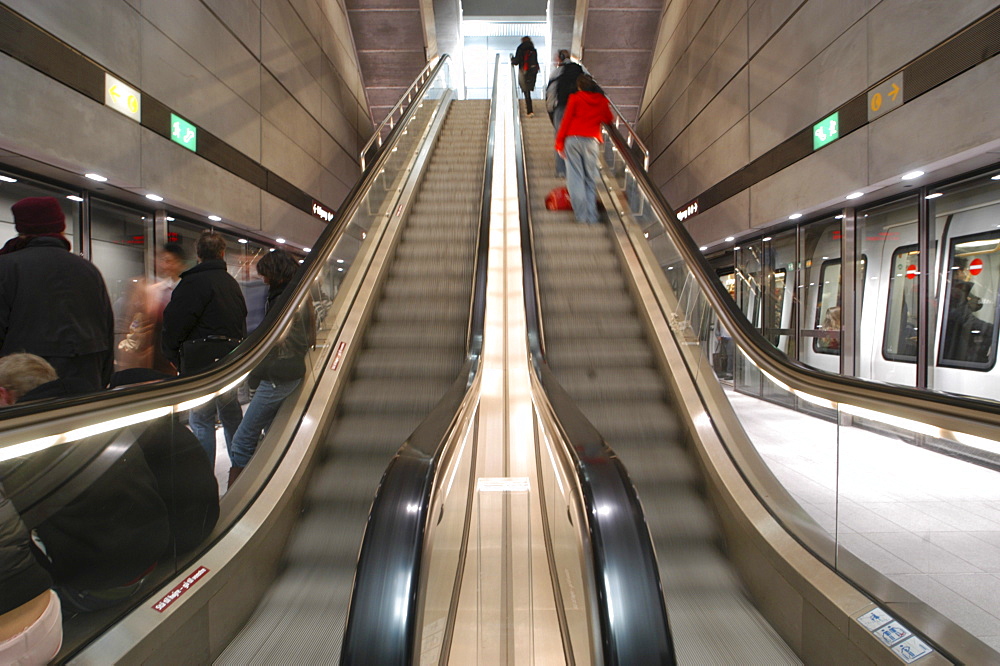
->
xmin=553 ymin=107 xmax=566 ymax=177
xmin=564 ymin=136 xmax=600 ymax=223
xmin=227 ymin=378 xmax=301 ymax=468
xmin=189 ymin=388 xmax=243 ymax=466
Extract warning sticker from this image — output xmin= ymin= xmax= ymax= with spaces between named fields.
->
xmin=152 ymin=566 xmax=209 ymax=612
xmin=330 ymin=341 xmax=347 ymax=370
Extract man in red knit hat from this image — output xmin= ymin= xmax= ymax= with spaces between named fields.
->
xmin=0 ymin=197 xmax=114 ymax=392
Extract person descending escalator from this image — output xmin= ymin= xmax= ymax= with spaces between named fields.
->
xmin=511 ymin=37 xmax=539 ymax=117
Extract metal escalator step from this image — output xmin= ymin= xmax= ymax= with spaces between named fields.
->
xmin=373 ymin=298 xmax=469 ymax=324
xmin=389 ymin=261 xmax=473 ymax=278
xmin=396 ymin=242 xmax=478 ymax=260
xmin=570 ymin=400 xmax=680 ymax=442
xmin=339 ymin=378 xmax=453 ymax=413
xmin=544 ymin=315 xmax=644 ymax=339
xmin=638 ymin=485 xmax=719 ymax=543
xmin=352 ymin=348 xmax=462 ymax=379
xmin=540 ymin=292 xmax=634 ymax=316
xmin=623 ymin=445 xmax=698 ymax=487
xmin=542 ymin=271 xmax=626 ymax=290
xmin=535 ymin=251 xmax=619 ymax=271
xmin=326 ymin=413 xmax=426 ymax=449
xmin=382 ymin=279 xmax=468 ymax=299
xmin=555 ymin=366 xmax=668 ymax=402
xmin=545 ymin=339 xmax=654 ymax=368
xmin=363 ymin=322 xmax=466 ymax=348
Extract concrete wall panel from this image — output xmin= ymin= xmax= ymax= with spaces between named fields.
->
xmin=262 ymin=191 xmax=326 ymax=247
xmin=262 ymin=17 xmax=323 ymax=121
xmin=4 ymin=0 xmax=142 ymax=82
xmin=204 ymin=0 xmax=263 ymax=58
xmin=747 ymin=0 xmax=802 ymax=55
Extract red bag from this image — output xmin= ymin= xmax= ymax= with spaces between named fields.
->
xmin=545 ymin=187 xmax=573 ymax=211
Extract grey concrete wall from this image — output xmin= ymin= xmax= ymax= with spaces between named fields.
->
xmin=637 ymin=0 xmax=1000 ymax=248
xmin=0 ymin=0 xmax=371 ymax=248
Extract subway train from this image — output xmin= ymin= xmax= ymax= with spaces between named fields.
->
xmin=726 ymin=168 xmax=1000 ymax=403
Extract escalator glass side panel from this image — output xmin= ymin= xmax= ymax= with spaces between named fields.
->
xmin=0 ymin=63 xmax=457 ymax=662
xmin=598 ymin=123 xmax=1000 ymax=660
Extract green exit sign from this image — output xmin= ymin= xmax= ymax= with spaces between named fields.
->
xmin=170 ymin=114 xmax=197 ymax=152
xmin=813 ymin=112 xmax=839 ymax=150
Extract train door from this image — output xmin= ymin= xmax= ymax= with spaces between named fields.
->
xmin=856 ymin=196 xmax=919 ymax=387
xmin=931 ymin=181 xmax=1000 ymax=401
xmin=798 ymin=217 xmax=842 ymax=373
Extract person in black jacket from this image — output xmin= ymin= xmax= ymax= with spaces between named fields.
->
xmin=511 ymin=36 xmax=539 ymax=116
xmin=162 ymin=231 xmax=247 ymax=464
xmin=226 ymin=251 xmax=312 ymax=489
xmin=546 ymin=50 xmax=588 ymax=177
xmin=0 ymin=197 xmax=114 ymax=393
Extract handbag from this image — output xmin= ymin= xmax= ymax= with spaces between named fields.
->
xmin=545 ymin=187 xmax=573 ymax=211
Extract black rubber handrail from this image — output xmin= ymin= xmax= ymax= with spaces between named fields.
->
xmin=511 ymin=74 xmax=676 ymax=665
xmin=599 ymin=119 xmax=1000 ymax=455
xmin=339 ymin=55 xmax=500 ymax=665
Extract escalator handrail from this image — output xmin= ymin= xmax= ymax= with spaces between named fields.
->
xmin=0 ymin=56 xmax=456 ymax=461
xmin=339 ymin=56 xmax=500 ymax=665
xmin=512 ymin=68 xmax=676 ymax=665
xmin=360 ymin=55 xmax=443 ymax=170
xmin=599 ymin=119 xmax=1000 ymax=454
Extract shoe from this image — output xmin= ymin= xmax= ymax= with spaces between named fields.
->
xmin=526 ymin=112 xmax=534 ymax=117
xmin=227 ymin=465 xmax=244 ymax=490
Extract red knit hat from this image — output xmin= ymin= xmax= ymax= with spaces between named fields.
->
xmin=11 ymin=197 xmax=66 ymax=235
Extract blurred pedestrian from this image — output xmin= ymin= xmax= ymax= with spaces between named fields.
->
xmin=555 ymin=75 xmax=613 ymax=224
xmin=511 ymin=37 xmax=539 ymax=117
xmin=546 ymin=49 xmax=587 ymax=177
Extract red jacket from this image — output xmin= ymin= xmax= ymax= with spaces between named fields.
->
xmin=555 ymin=90 xmax=613 ymax=153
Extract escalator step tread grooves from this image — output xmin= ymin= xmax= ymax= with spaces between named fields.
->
xmin=216 ymin=100 xmax=490 ymax=665
xmin=518 ymin=103 xmax=800 ymax=664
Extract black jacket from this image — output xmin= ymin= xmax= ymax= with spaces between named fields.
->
xmin=249 ymin=283 xmax=312 ymax=387
xmin=554 ymin=62 xmax=585 ymax=110
xmin=0 ymin=484 xmax=52 ymax=615
xmin=511 ymin=41 xmax=539 ymax=91
xmin=0 ymin=236 xmax=113 ymax=380
xmin=161 ymin=259 xmax=247 ymax=371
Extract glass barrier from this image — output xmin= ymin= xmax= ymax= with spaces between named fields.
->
xmin=0 ymin=59 xmax=453 ymax=660
xmin=598 ymin=130 xmax=1000 ymax=654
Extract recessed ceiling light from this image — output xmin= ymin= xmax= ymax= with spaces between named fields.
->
xmin=275 ymin=238 xmax=286 ymax=244
xmin=208 ymin=215 xmax=222 ymax=222
xmin=303 ymin=247 xmax=311 ymax=253
xmin=762 ymin=237 xmax=772 ymax=242
xmin=66 ymin=195 xmax=84 ymax=202
xmin=835 ymin=214 xmax=845 ymax=219
xmin=238 ymin=238 xmax=248 ymax=244
xmin=298 ymin=259 xmax=304 ymax=264
xmin=85 ymin=173 xmax=108 ymax=182
xmin=0 ymin=176 xmax=17 ymax=183
xmin=166 ymin=216 xmax=175 ymax=221
xmin=699 ymin=246 xmax=708 ymax=251
xmin=901 ymin=170 xmax=924 ymax=181
xmin=724 ymin=236 xmax=735 ymax=242
xmin=733 ymin=246 xmax=741 ymax=251
xmin=925 ymin=192 xmax=943 ymax=199
xmin=789 ymin=213 xmax=803 ymax=220
xmin=991 ymin=174 xmax=1000 ymax=181
xmin=146 ymin=193 xmax=164 ymax=202
xmin=269 ymin=248 xmax=275 ymax=252
xmin=845 ymin=191 xmax=863 ymax=200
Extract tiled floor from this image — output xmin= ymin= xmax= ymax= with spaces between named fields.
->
xmin=726 ymin=388 xmax=1000 ymax=653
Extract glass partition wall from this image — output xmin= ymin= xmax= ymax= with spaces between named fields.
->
xmin=600 ymin=134 xmax=1000 ymax=657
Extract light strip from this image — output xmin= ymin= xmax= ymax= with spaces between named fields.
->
xmin=0 ymin=373 xmax=251 ymax=463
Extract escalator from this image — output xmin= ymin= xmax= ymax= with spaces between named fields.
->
xmin=217 ymin=100 xmax=490 ymax=663
xmin=519 ymin=107 xmax=800 ymax=662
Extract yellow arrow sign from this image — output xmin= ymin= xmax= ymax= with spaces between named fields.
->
xmin=888 ymin=83 xmax=900 ymax=101
xmin=104 ymin=74 xmax=141 ymax=122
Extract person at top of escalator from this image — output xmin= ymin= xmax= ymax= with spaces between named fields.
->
xmin=511 ymin=36 xmax=539 ymax=117
xmin=0 ymin=196 xmax=114 ymax=394
xmin=555 ymin=74 xmax=613 ymax=224
xmin=226 ymin=250 xmax=313 ymax=490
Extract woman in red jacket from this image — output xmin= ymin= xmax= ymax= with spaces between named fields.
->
xmin=555 ymin=75 xmax=613 ymax=224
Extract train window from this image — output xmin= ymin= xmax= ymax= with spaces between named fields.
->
xmin=882 ymin=245 xmax=920 ymax=362
xmin=938 ymin=231 xmax=1000 ymax=370
xmin=812 ymin=259 xmax=843 ymax=354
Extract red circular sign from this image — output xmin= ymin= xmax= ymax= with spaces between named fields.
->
xmin=969 ymin=258 xmax=984 ymax=276
xmin=905 ymin=264 xmax=918 ymax=280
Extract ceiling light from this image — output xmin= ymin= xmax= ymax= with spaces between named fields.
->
xmin=303 ymin=247 xmax=311 ymax=253
xmin=146 ymin=193 xmax=164 ymax=202
xmin=845 ymin=191 xmax=863 ymax=200
xmin=724 ymin=236 xmax=735 ymax=242
xmin=238 ymin=238 xmax=248 ymax=244
xmin=269 ymin=248 xmax=275 ymax=252
xmin=901 ymin=170 xmax=924 ymax=181
xmin=789 ymin=213 xmax=803 ymax=220
xmin=275 ymin=237 xmax=286 ymax=244
xmin=166 ymin=216 xmax=175 ymax=221
xmin=734 ymin=246 xmax=741 ymax=251
xmin=208 ymin=215 xmax=222 ymax=222
xmin=762 ymin=237 xmax=772 ymax=242
xmin=66 ymin=195 xmax=84 ymax=202
xmin=0 ymin=175 xmax=17 ymax=183
xmin=925 ymin=192 xmax=943 ymax=199
xmin=835 ymin=214 xmax=845 ymax=219
xmin=85 ymin=173 xmax=108 ymax=182
xmin=699 ymin=246 xmax=708 ymax=251
xmin=991 ymin=174 xmax=1000 ymax=181
xmin=298 ymin=259 xmax=304 ymax=264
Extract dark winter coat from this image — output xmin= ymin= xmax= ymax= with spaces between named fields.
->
xmin=0 ymin=484 xmax=52 ymax=615
xmin=512 ymin=41 xmax=539 ymax=92
xmin=0 ymin=236 xmax=114 ymax=388
xmin=553 ymin=62 xmax=585 ymax=111
xmin=248 ymin=282 xmax=313 ymax=387
xmin=161 ymin=259 xmax=247 ymax=373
